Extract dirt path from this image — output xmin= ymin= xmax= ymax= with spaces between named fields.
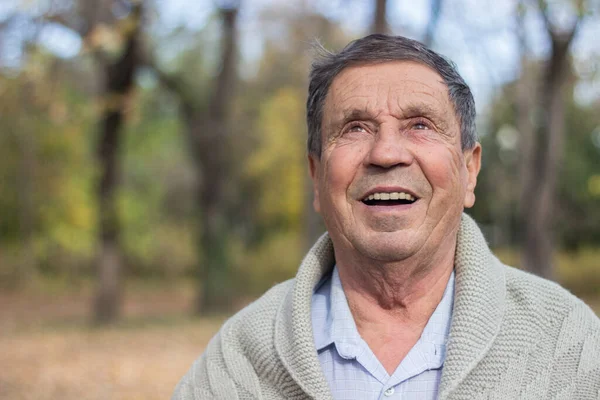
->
xmin=0 ymin=283 xmax=225 ymax=400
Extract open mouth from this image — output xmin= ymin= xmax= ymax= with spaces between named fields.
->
xmin=362 ymin=191 xmax=417 ymax=206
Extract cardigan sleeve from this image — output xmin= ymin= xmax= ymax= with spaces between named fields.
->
xmin=171 ymin=332 xmax=242 ymax=400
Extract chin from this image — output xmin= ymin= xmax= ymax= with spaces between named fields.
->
xmin=353 ymin=234 xmax=418 ymax=263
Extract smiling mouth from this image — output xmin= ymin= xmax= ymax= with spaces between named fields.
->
xmin=362 ymin=191 xmax=417 ymax=206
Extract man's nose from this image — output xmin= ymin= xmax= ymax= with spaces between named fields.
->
xmin=365 ymin=124 xmax=414 ymax=169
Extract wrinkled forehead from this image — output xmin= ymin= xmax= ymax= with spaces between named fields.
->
xmin=322 ymin=61 xmax=456 ymax=126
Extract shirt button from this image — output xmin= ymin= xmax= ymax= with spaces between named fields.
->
xmin=384 ymin=387 xmax=395 ymax=396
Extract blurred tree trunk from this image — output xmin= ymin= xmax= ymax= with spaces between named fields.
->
xmin=44 ymin=0 xmax=143 ymax=323
xmin=371 ymin=0 xmax=389 ymax=34
xmin=15 ymin=116 xmax=36 ymax=283
xmin=195 ymin=7 xmax=239 ymax=314
xmin=93 ymin=3 xmax=143 ymax=324
xmin=520 ymin=1 xmax=580 ymax=279
xmin=516 ymin=1 xmax=535 ymax=246
xmin=13 ymin=38 xmax=45 ymax=285
xmin=150 ymin=6 xmax=240 ymax=314
xmin=423 ymin=0 xmax=443 ymax=46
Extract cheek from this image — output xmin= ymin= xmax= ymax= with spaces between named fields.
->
xmin=418 ymin=146 xmax=466 ymax=194
xmin=322 ymin=145 xmax=366 ymax=195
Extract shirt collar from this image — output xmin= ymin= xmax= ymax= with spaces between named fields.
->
xmin=328 ymin=267 xmax=364 ymax=358
xmin=420 ymin=270 xmax=455 ymax=366
xmin=312 ymin=265 xmax=455 ymax=362
xmin=312 ymin=266 xmax=357 ymax=353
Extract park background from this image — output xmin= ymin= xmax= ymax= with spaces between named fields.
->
xmin=1 ymin=0 xmax=599 ymax=398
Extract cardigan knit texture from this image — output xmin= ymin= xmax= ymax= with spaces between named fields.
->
xmin=172 ymin=214 xmax=600 ymax=399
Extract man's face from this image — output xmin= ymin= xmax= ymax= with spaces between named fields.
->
xmin=309 ymin=61 xmax=481 ymax=263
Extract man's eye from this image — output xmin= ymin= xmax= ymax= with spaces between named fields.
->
xmin=413 ymin=122 xmax=429 ymax=130
xmin=345 ymin=124 xmax=367 ymax=133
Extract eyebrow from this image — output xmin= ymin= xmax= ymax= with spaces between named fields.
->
xmin=401 ymin=103 xmax=443 ymax=119
xmin=341 ymin=109 xmax=376 ymax=124
xmin=331 ymin=103 xmax=445 ymax=129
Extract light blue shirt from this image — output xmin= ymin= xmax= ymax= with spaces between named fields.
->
xmin=311 ymin=267 xmax=455 ymax=400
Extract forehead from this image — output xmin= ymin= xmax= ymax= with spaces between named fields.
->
xmin=323 ymin=61 xmax=454 ymax=122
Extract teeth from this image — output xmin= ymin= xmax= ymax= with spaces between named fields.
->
xmin=365 ymin=192 xmax=416 ymax=202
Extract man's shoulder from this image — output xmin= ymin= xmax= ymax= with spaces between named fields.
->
xmin=172 ymin=279 xmax=296 ymax=399
xmin=501 ymin=262 xmax=600 ymax=337
xmin=504 ymin=263 xmax=596 ymax=314
xmin=220 ymin=278 xmax=295 ymax=345
xmin=460 ymin=261 xmax=600 ymax=398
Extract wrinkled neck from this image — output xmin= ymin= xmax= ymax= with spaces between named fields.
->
xmin=334 ymin=234 xmax=456 ymax=326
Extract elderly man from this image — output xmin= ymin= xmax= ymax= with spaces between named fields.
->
xmin=173 ymin=34 xmax=600 ymax=399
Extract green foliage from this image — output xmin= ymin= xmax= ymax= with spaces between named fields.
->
xmin=472 ymin=76 xmax=600 ymax=249
xmin=245 ymin=86 xmax=306 ymax=232
xmin=2 ymin=2 xmax=599 ymax=301
xmin=0 ymin=49 xmax=201 ymax=283
xmin=559 ymin=102 xmax=600 ymax=248
xmin=0 ymin=51 xmax=97 ymax=280
xmin=119 ymin=85 xmax=197 ymax=277
xmin=233 ymin=230 xmax=304 ymax=296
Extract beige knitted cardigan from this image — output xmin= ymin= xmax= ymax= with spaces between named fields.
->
xmin=172 ymin=214 xmax=600 ymax=399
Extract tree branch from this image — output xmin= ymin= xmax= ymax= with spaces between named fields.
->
xmin=535 ymin=0 xmax=582 ymax=45
xmin=208 ymin=7 xmax=239 ymax=121
xmin=44 ymin=12 xmax=87 ymax=37
xmin=141 ymin=44 xmax=197 ymax=116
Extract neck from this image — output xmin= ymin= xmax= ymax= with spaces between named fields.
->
xmin=334 ymin=238 xmax=456 ymax=375
xmin=335 ymin=236 xmax=456 ymax=327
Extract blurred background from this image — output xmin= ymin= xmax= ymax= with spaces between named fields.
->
xmin=0 ymin=0 xmax=599 ymax=398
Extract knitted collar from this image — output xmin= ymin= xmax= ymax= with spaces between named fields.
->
xmin=274 ymin=213 xmax=507 ymax=399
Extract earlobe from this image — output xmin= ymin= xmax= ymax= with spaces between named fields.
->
xmin=308 ymin=155 xmax=321 ymax=214
xmin=464 ymin=192 xmax=476 ymax=208
xmin=463 ymin=143 xmax=482 ymax=209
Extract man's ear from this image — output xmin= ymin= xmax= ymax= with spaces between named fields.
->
xmin=308 ymin=154 xmax=321 ymax=214
xmin=463 ymin=143 xmax=482 ymax=208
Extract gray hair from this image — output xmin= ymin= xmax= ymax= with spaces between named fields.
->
xmin=306 ymin=34 xmax=477 ymax=157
